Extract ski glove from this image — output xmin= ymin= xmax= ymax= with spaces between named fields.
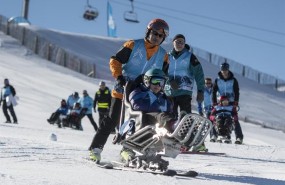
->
xmin=196 ymin=91 xmax=204 ymax=103
xmin=116 ymin=75 xmax=126 ymax=86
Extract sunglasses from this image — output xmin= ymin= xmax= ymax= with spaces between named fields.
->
xmin=205 ymin=82 xmax=212 ymax=85
xmin=151 ymin=30 xmax=164 ymax=38
xmin=150 ymin=78 xmax=165 ymax=86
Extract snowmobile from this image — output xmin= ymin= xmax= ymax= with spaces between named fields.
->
xmin=113 ymin=81 xmax=213 ymax=172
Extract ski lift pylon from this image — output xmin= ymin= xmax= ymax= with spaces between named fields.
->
xmin=124 ymin=0 xmax=139 ymax=23
xmin=83 ymin=0 xmax=99 ymax=21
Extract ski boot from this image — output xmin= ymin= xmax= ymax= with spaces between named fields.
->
xmin=190 ymin=143 xmax=208 ymax=152
xmin=235 ymin=138 xmax=243 ymax=144
xmin=120 ymin=147 xmax=136 ymax=163
xmin=89 ymin=148 xmax=102 ymax=163
xmin=210 ymin=135 xmax=217 ymax=142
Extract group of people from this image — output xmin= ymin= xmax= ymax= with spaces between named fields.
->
xmin=198 ymin=62 xmax=243 ymax=144
xmin=47 ymin=81 xmax=111 ymax=131
xmin=88 ymin=18 xmax=244 ymax=164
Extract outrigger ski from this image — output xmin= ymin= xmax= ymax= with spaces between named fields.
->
xmin=88 ymin=159 xmax=198 ymax=177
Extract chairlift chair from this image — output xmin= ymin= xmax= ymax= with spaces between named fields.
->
xmin=83 ymin=0 xmax=99 ymax=21
xmin=124 ymin=0 xmax=139 ymax=23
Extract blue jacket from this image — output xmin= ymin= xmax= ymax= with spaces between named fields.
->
xmin=66 ymin=94 xmax=80 ymax=110
xmin=129 ymin=84 xmax=173 ymax=113
xmin=78 ymin=95 xmax=94 ymax=114
xmin=56 ymin=105 xmax=68 ymax=115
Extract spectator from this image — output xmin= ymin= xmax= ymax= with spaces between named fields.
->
xmin=66 ymin=92 xmax=79 ymax=110
xmin=78 ymin=90 xmax=98 ymax=131
xmin=94 ymin=81 xmax=111 ymax=127
xmin=0 ymin=78 xmax=18 ymax=124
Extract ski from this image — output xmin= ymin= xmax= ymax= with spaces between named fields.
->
xmin=110 ymin=161 xmax=198 ymax=177
xmin=180 ymin=151 xmax=226 ymax=156
xmin=87 ymin=158 xmax=198 ymax=177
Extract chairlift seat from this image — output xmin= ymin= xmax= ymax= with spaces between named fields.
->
xmin=124 ymin=11 xmax=139 ymax=23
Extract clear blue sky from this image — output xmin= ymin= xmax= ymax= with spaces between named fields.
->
xmin=1 ymin=0 xmax=285 ymax=80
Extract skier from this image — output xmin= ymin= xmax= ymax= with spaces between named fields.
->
xmin=165 ymin=34 xmax=205 ymax=117
xmin=120 ymin=68 xmax=178 ymax=162
xmin=47 ymin=99 xmax=68 ymax=128
xmin=209 ymin=96 xmax=237 ymax=143
xmin=165 ymin=34 xmax=206 ymax=152
xmin=65 ymin=102 xmax=84 ymax=130
xmin=0 ymin=78 xmax=18 ymax=124
xmin=88 ymin=18 xmax=170 ymax=163
xmin=197 ymin=77 xmax=213 ymax=118
xmin=212 ymin=62 xmax=243 ymax=144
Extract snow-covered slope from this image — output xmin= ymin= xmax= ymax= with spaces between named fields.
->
xmin=0 ymin=31 xmax=285 ymax=185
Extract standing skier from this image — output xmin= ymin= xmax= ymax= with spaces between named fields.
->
xmin=212 ymin=62 xmax=244 ymax=144
xmin=0 ymin=78 xmax=18 ymax=124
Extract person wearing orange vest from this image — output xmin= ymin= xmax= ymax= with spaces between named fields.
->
xmin=89 ymin=18 xmax=170 ymax=163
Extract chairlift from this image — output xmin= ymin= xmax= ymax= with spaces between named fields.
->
xmin=83 ymin=0 xmax=99 ymax=21
xmin=124 ymin=0 xmax=139 ymax=23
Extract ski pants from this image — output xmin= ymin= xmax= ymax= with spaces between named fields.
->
xmin=3 ymin=100 xmax=17 ymax=122
xmin=172 ymin=95 xmax=192 ymax=117
xmin=89 ymin=97 xmax=122 ymax=150
xmin=98 ymin=111 xmax=109 ymax=127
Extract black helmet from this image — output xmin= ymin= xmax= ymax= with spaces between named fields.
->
xmin=143 ymin=68 xmax=167 ymax=88
xmin=220 ymin=62 xmax=230 ymax=71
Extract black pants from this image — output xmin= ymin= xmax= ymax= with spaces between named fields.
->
xmin=172 ymin=95 xmax=192 ymax=117
xmin=212 ymin=119 xmax=244 ymax=140
xmin=98 ymin=111 xmax=109 ymax=127
xmin=234 ymin=120 xmax=244 ymax=140
xmin=89 ymin=97 xmax=122 ymax=150
xmin=3 ymin=100 xmax=17 ymax=122
xmin=82 ymin=114 xmax=98 ymax=131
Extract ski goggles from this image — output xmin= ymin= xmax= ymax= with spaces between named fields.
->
xmin=150 ymin=77 xmax=165 ymax=86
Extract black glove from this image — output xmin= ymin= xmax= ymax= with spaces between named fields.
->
xmin=116 ymin=75 xmax=126 ymax=86
xmin=196 ymin=91 xmax=204 ymax=103
xmin=134 ymin=74 xmax=144 ymax=85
